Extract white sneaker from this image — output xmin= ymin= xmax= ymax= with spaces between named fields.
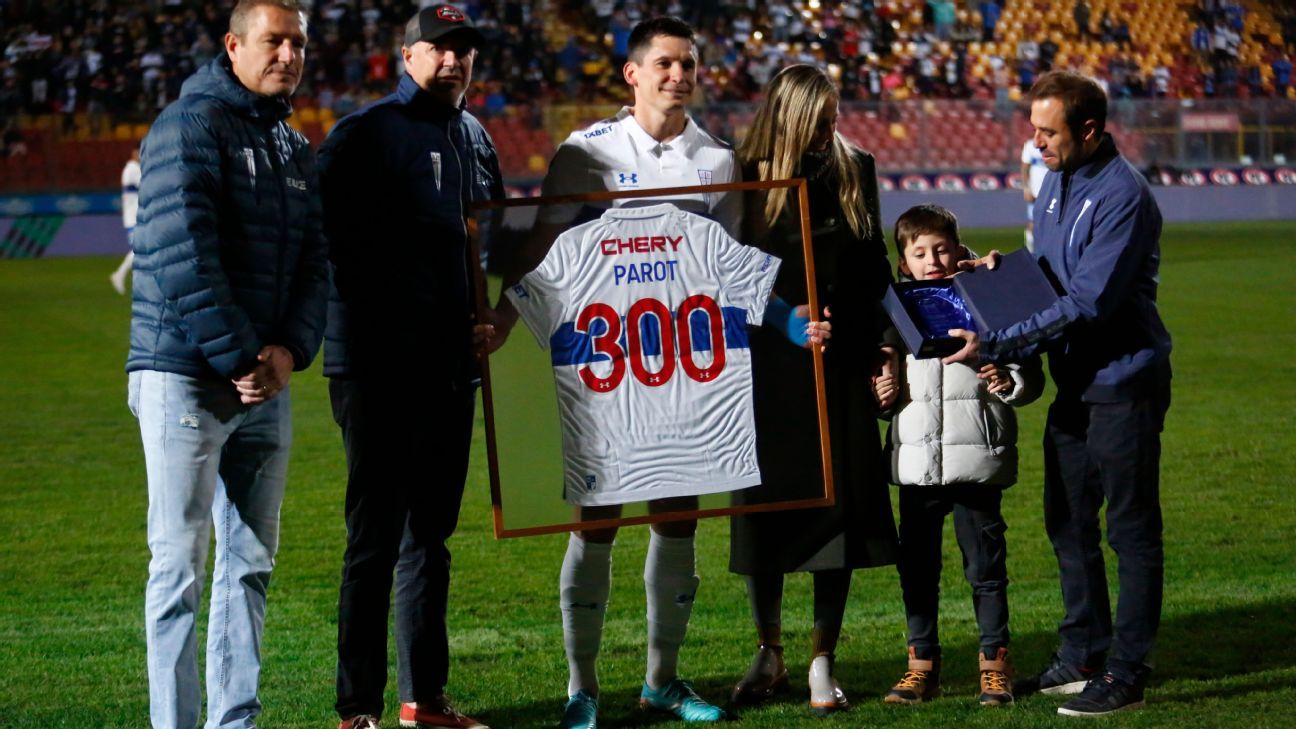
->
xmin=809 ymin=654 xmax=848 ymax=715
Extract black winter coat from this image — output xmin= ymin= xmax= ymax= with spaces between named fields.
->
xmin=730 ymin=150 xmax=898 ymax=574
xmin=319 ymin=73 xmax=504 ymax=387
xmin=127 ymin=56 xmax=328 ymax=378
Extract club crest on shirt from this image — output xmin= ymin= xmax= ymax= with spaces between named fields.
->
xmin=1046 ymin=197 xmax=1058 ymax=214
xmin=429 ymin=152 xmax=442 ymax=191
xmin=697 ymin=169 xmax=713 ymax=185
xmin=615 ymin=171 xmax=639 ymax=188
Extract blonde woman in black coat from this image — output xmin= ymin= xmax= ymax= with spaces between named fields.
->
xmin=729 ymin=64 xmax=898 ymax=715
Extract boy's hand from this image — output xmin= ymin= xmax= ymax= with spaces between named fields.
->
xmin=872 ymin=345 xmax=900 ymax=409
xmin=873 ymin=371 xmax=899 ymax=408
xmin=978 ymin=363 xmax=1015 ymax=395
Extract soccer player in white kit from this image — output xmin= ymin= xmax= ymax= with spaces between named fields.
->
xmin=488 ymin=17 xmax=742 ymax=729
xmin=1020 ymin=137 xmax=1048 ymax=251
xmin=110 ymin=145 xmax=140 ymax=294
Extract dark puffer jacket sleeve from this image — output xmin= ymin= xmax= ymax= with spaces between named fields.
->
xmin=136 ymin=103 xmax=261 ymax=378
xmin=278 ymin=139 xmax=329 ymax=371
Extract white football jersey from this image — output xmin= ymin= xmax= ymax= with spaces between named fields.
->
xmin=122 ymin=158 xmax=141 ymax=229
xmin=1021 ymin=140 xmax=1048 ymax=197
xmin=506 ymin=203 xmax=780 ymax=506
xmin=538 ymin=107 xmax=742 ymax=236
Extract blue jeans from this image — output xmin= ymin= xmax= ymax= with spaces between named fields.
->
xmin=129 ymin=371 xmax=292 ymax=729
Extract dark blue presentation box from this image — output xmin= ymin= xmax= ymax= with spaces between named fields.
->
xmin=883 ymin=249 xmax=1060 ymax=359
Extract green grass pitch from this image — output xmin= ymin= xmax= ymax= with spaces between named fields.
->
xmin=1 ymin=221 xmax=1293 ymax=727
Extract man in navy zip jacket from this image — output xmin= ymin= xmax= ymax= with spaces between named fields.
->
xmin=126 ymin=2 xmax=328 ymax=727
xmin=318 ymin=6 xmax=502 ymax=729
xmin=944 ymin=71 xmax=1171 ymax=717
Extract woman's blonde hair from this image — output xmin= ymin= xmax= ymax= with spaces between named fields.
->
xmin=739 ymin=64 xmax=871 ymax=239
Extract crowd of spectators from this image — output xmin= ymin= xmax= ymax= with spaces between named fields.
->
xmin=1 ymin=0 xmax=1294 ymax=140
xmin=1185 ymin=0 xmax=1292 ymax=98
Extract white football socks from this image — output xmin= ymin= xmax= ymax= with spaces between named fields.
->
xmin=560 ymin=533 xmax=612 ymax=697
xmin=644 ymin=531 xmax=699 ymax=689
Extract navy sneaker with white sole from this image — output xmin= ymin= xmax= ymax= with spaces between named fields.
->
xmin=1057 ymin=674 xmax=1146 ymax=717
xmin=1014 ymin=651 xmax=1105 ymax=697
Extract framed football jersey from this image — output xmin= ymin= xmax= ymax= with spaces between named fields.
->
xmin=470 ymin=180 xmax=833 ymax=538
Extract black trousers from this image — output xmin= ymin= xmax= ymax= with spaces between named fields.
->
xmin=1043 ymin=383 xmax=1169 ymax=684
xmin=897 ymin=485 xmax=1009 ymax=658
xmin=330 ymin=378 xmax=475 ymax=718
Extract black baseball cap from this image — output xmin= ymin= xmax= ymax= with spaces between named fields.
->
xmin=403 ymin=5 xmax=485 ymax=48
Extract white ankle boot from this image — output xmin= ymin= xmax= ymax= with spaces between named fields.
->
xmin=808 ymin=654 xmax=848 ymax=714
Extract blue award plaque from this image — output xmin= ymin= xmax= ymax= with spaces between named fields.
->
xmin=883 ymin=250 xmax=1059 ymax=359
xmin=884 ymin=280 xmax=970 ymax=358
xmin=901 ymin=285 xmax=976 ymax=340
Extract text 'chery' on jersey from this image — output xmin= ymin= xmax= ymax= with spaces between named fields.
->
xmin=506 ymin=203 xmax=780 ymax=506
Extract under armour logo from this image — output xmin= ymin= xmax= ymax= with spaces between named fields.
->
xmin=618 ymin=172 xmax=638 ymax=185
xmin=597 ymin=381 xmax=612 ymax=390
xmin=648 ymin=375 xmax=662 ymax=384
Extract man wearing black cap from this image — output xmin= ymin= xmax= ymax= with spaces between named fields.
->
xmin=318 ymin=5 xmax=502 ymax=729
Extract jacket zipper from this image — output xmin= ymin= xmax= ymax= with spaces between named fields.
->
xmin=266 ymin=122 xmax=288 ymax=328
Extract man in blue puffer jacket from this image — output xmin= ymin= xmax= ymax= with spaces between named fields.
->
xmin=318 ymin=6 xmax=502 ymax=729
xmin=125 ymin=2 xmax=328 ymax=727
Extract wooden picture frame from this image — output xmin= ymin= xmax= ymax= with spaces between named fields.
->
xmin=468 ymin=179 xmax=833 ymax=538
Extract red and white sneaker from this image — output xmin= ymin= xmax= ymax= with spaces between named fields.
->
xmin=399 ymin=697 xmax=489 ymax=729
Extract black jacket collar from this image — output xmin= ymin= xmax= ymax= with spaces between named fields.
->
xmin=396 ymin=73 xmax=464 ymax=122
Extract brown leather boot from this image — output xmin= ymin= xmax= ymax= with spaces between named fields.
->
xmin=884 ymin=647 xmax=942 ymax=704
xmin=979 ymin=647 xmax=1014 ymax=706
xmin=730 ymin=644 xmax=789 ymax=705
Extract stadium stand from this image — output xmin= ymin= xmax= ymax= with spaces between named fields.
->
xmin=2 ymin=0 xmax=1294 ymax=190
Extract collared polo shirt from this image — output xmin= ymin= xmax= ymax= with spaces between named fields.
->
xmin=538 ymin=106 xmax=741 ymax=237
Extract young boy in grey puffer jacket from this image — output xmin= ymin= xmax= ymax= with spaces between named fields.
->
xmin=874 ymin=204 xmax=1043 ymax=708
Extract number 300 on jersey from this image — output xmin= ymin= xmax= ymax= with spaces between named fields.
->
xmin=576 ymin=294 xmax=726 ymax=392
